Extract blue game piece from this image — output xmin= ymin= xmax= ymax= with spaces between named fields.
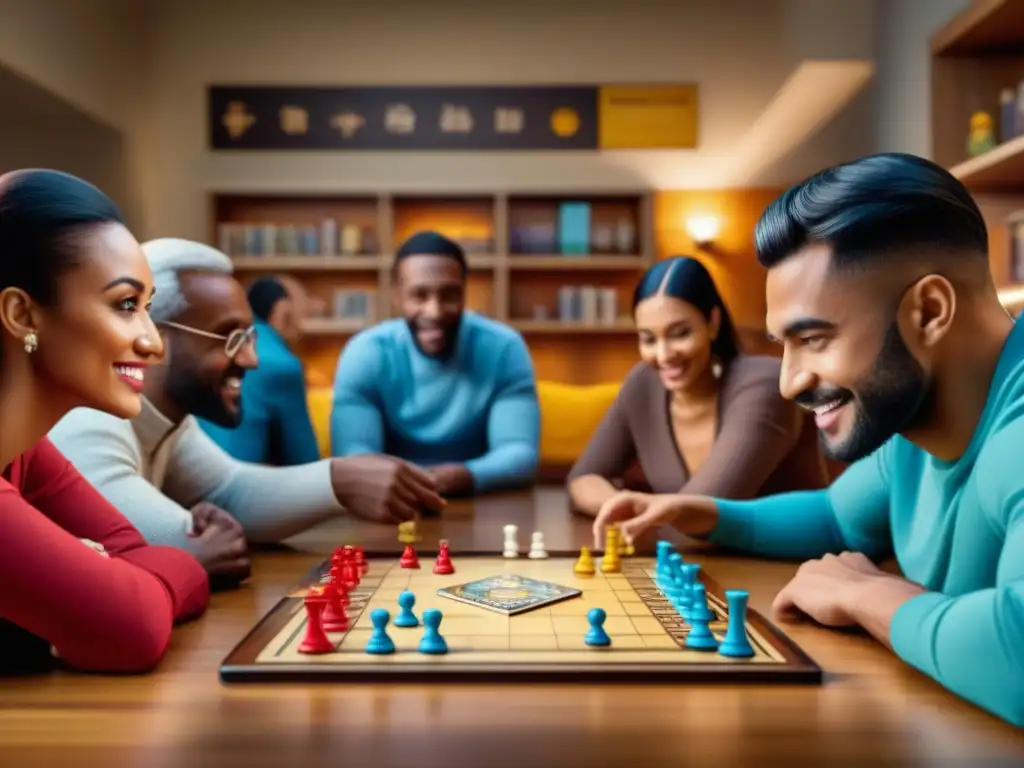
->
xmin=394 ymin=590 xmax=419 ymax=627
xmin=675 ymin=563 xmax=699 ymax=620
xmin=718 ymin=589 xmax=755 ymax=658
xmin=655 ymin=541 xmax=673 ymax=586
xmin=365 ymin=608 xmax=396 ymax=654
xmin=662 ymin=553 xmax=684 ymax=602
xmin=584 ymin=607 xmax=611 ymax=647
xmin=684 ymin=584 xmax=719 ymax=651
xmin=418 ymin=608 xmax=448 ymax=654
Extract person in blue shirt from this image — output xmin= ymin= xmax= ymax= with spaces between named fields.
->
xmin=593 ymin=153 xmax=1024 ymax=726
xmin=330 ymin=231 xmax=540 ymax=496
xmin=200 ymin=276 xmax=319 ymax=466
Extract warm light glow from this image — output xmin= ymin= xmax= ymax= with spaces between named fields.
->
xmin=998 ymin=284 xmax=1024 ymax=311
xmin=686 ymin=214 xmax=721 ymax=244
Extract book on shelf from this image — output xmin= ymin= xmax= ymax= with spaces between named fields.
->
xmin=217 ymin=220 xmax=378 ymax=257
xmin=554 ymin=285 xmax=619 ymax=324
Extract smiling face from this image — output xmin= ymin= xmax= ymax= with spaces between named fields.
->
xmin=765 ymin=243 xmax=933 ymax=462
xmin=21 ymin=222 xmax=164 ymax=418
xmin=161 ymin=271 xmax=257 ymax=427
xmin=634 ymin=294 xmax=720 ymax=392
xmin=396 ymin=254 xmax=465 ymax=357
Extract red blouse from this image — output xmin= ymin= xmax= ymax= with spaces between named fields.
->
xmin=0 ymin=438 xmax=209 ymax=673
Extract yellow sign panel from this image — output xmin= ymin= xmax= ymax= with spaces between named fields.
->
xmin=598 ymin=85 xmax=698 ymax=149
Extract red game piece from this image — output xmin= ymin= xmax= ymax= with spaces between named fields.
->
xmin=400 ymin=544 xmax=420 ymax=569
xmin=354 ymin=546 xmax=368 ymax=576
xmin=328 ymin=564 xmax=350 ymax=609
xmin=322 ymin=581 xmax=349 ymax=632
xmin=433 ymin=540 xmax=455 ymax=574
xmin=341 ymin=546 xmax=361 ymax=587
xmin=298 ymin=589 xmax=335 ymax=654
xmin=341 ymin=560 xmax=359 ymax=590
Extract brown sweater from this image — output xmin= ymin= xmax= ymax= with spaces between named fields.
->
xmin=567 ymin=355 xmax=828 ymax=498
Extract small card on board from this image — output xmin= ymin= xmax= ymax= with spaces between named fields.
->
xmin=438 ymin=574 xmax=581 ymax=615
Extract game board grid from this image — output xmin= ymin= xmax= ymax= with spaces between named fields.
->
xmin=261 ymin=558 xmax=784 ymax=665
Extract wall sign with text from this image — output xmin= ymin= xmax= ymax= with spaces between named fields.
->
xmin=208 ymin=85 xmax=697 ymax=151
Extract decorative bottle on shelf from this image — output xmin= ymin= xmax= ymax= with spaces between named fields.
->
xmin=1001 ymin=88 xmax=1016 ymax=143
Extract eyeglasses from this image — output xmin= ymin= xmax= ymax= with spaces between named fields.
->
xmin=160 ymin=321 xmax=257 ymax=358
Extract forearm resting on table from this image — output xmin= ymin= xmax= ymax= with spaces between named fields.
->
xmin=848 ymin=574 xmax=927 ymax=648
xmin=568 ymin=475 xmax=619 ymax=515
xmin=882 ymin=581 xmax=1024 ymax=727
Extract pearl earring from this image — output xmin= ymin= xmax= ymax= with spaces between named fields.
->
xmin=23 ymin=332 xmax=38 ymax=354
xmin=711 ymin=355 xmax=723 ymax=379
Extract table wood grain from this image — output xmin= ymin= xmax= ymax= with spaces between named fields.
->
xmin=1 ymin=488 xmax=1021 ymax=767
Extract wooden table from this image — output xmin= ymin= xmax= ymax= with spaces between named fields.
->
xmin=1 ymin=488 xmax=1021 ymax=767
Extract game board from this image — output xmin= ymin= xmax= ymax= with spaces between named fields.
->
xmin=220 ymin=551 xmax=822 ymax=683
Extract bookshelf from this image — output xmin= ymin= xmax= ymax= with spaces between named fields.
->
xmin=931 ymin=0 xmax=1024 ymax=300
xmin=210 ymin=190 xmax=654 ymax=382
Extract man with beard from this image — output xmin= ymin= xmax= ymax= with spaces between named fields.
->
xmin=49 ymin=239 xmax=444 ymax=581
xmin=591 ymin=153 xmax=1024 ymax=726
xmin=199 ymin=275 xmax=320 ymax=466
xmin=330 ymin=231 xmax=539 ymax=496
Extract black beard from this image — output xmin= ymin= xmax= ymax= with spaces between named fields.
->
xmin=795 ymin=322 xmax=933 ymax=463
xmin=164 ymin=354 xmax=242 ymax=428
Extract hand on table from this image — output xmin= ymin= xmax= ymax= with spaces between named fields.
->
xmin=427 ymin=463 xmax=473 ymax=496
xmin=772 ymin=551 xmax=926 ymax=636
xmin=592 ymin=490 xmax=697 ymax=549
xmin=187 ymin=502 xmax=251 ymax=582
xmin=331 ymin=454 xmax=446 ymax=523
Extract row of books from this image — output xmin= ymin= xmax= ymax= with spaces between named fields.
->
xmin=511 ymin=202 xmax=638 ymax=255
xmin=218 ymin=221 xmax=378 ymax=257
xmin=543 ymin=285 xmax=621 ymax=325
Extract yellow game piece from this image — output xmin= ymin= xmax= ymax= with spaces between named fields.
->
xmin=397 ymin=520 xmax=419 ymax=544
xmin=573 ymin=546 xmax=596 ymax=576
xmin=600 ymin=526 xmax=622 ymax=573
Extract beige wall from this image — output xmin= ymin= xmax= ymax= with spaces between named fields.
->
xmin=137 ymin=0 xmax=881 ymax=242
xmin=0 ymin=0 xmax=148 ymax=131
xmin=0 ymin=64 xmax=132 ymax=220
xmin=0 ymin=0 xmax=969 ymax=245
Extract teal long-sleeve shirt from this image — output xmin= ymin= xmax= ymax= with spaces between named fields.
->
xmin=200 ymin=320 xmax=320 ymax=467
xmin=708 ymin=321 xmax=1024 ymax=727
xmin=330 ymin=312 xmax=540 ymax=493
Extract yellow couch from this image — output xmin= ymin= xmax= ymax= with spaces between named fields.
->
xmin=307 ymin=381 xmax=620 ymax=470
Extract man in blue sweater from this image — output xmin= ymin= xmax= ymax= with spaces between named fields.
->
xmin=330 ymin=231 xmax=540 ymax=496
xmin=593 ymin=153 xmax=1023 ymax=726
xmin=201 ymin=276 xmax=320 ymax=466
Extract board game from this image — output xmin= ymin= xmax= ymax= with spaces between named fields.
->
xmin=220 ymin=542 xmax=822 ymax=684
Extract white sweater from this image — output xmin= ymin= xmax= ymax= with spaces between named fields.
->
xmin=48 ymin=398 xmax=341 ymax=548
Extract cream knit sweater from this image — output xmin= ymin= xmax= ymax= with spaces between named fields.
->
xmin=48 ymin=398 xmax=341 ymax=549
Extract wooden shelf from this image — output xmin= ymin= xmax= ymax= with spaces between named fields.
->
xmin=231 ymin=256 xmax=381 ymax=271
xmin=932 ymin=0 xmax=1024 ymax=56
xmin=512 ymin=320 xmax=634 ymax=334
xmin=301 ymin=317 xmax=368 ymax=335
xmin=931 ymin=2 xmax=1024 ymax=188
xmin=507 ymin=255 xmax=645 ymax=270
xmin=949 ymin=134 xmax=1024 ymax=191
xmin=210 ymin=190 xmax=655 ymax=383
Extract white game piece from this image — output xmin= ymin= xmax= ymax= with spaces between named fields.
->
xmin=528 ymin=531 xmax=548 ymax=559
xmin=503 ymin=524 xmax=519 ymax=558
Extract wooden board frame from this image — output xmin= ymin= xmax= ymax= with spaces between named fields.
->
xmin=220 ymin=553 xmax=822 ymax=684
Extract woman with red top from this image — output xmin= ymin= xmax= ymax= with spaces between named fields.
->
xmin=0 ymin=169 xmax=209 ymax=674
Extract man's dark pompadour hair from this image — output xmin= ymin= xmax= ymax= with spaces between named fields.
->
xmin=754 ymin=152 xmax=988 ymax=272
